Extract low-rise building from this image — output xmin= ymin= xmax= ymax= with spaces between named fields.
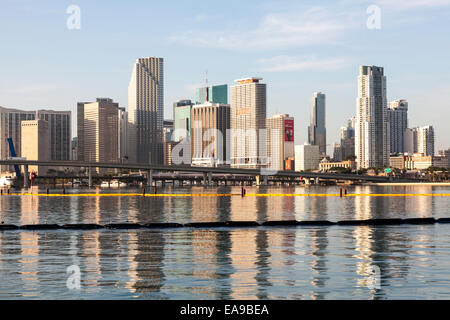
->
xmin=319 ymin=159 xmax=356 ymax=171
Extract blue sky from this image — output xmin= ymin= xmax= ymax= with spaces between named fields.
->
xmin=1 ymin=0 xmax=449 ymax=152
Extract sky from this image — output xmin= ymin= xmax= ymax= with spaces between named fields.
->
xmin=1 ymin=0 xmax=449 ymax=153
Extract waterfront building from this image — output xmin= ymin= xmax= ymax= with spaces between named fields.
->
xmin=0 ymin=107 xmax=35 ymax=172
xmin=390 ymin=153 xmax=447 ymax=170
xmin=128 ymin=57 xmax=164 ymax=164
xmin=173 ymin=100 xmax=194 ymax=165
xmin=21 ymin=119 xmax=49 ymax=175
xmin=195 ymin=84 xmax=228 ymax=105
xmin=191 ymin=102 xmax=230 ymax=167
xmin=308 ymin=92 xmax=326 ymax=156
xmin=319 ymin=159 xmax=356 ymax=171
xmin=81 ymin=98 xmax=120 ymax=173
xmin=36 ymin=110 xmax=71 ymax=161
xmin=265 ymin=114 xmax=295 ymax=171
xmin=295 ymin=144 xmax=320 ymax=171
xmin=387 ymin=99 xmax=408 ymax=154
xmin=355 ymin=65 xmax=390 ymax=169
xmin=230 ymin=77 xmax=267 ymax=169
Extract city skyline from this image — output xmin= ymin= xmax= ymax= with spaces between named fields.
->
xmin=1 ymin=1 xmax=449 ymax=152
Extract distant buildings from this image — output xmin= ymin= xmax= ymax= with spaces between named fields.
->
xmin=231 ymin=77 xmax=266 ymax=169
xmin=295 ymin=144 xmax=320 ymax=171
xmin=195 ymin=84 xmax=228 ymax=105
xmin=319 ymin=159 xmax=356 ymax=172
xmin=21 ymin=119 xmax=49 ymax=175
xmin=0 ymin=106 xmax=71 ymax=173
xmin=387 ymin=99 xmax=408 ymax=154
xmin=191 ymin=102 xmax=230 ymax=167
xmin=390 ymin=153 xmax=448 ymax=170
xmin=308 ymin=92 xmax=326 ymax=156
xmin=128 ymin=57 xmax=164 ymax=164
xmin=355 ymin=65 xmax=390 ymax=169
xmin=404 ymin=126 xmax=435 ymax=156
xmin=173 ymin=99 xmax=194 ymax=164
xmin=333 ymin=118 xmax=355 ymax=161
xmin=266 ymin=114 xmax=295 ymax=171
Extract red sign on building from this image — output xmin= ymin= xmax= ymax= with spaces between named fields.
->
xmin=284 ymin=119 xmax=294 ymax=142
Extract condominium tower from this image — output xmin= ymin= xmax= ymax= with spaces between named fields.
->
xmin=36 ymin=110 xmax=71 ymax=161
xmin=21 ymin=119 xmax=49 ymax=175
xmin=387 ymin=99 xmax=408 ymax=154
xmin=266 ymin=114 xmax=294 ymax=171
xmin=355 ymin=65 xmax=390 ymax=169
xmin=195 ymin=84 xmax=228 ymax=105
xmin=230 ymin=77 xmax=266 ymax=168
xmin=308 ymin=92 xmax=326 ymax=156
xmin=128 ymin=57 xmax=164 ymax=164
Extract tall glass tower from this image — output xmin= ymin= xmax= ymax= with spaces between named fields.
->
xmin=308 ymin=92 xmax=326 ymax=156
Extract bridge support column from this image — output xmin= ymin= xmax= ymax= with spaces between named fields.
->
xmin=263 ymin=175 xmax=268 ymax=186
xmin=147 ymin=169 xmax=153 ymax=187
xmin=88 ymin=166 xmax=92 ymax=188
xmin=203 ymin=173 xmax=207 ymax=186
xmin=23 ymin=165 xmax=29 ymax=188
xmin=255 ymin=175 xmax=261 ymax=186
xmin=207 ymin=172 xmax=212 ymax=186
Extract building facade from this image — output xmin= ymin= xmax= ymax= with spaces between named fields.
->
xmin=230 ymin=77 xmax=267 ymax=169
xmin=387 ymin=99 xmax=408 ymax=154
xmin=21 ymin=119 xmax=50 ymax=175
xmin=308 ymin=92 xmax=326 ymax=156
xmin=128 ymin=57 xmax=164 ymax=164
xmin=195 ymin=84 xmax=228 ymax=105
xmin=191 ymin=102 xmax=230 ymax=167
xmin=355 ymin=65 xmax=390 ymax=169
xmin=82 ymin=98 xmax=120 ymax=173
xmin=295 ymin=144 xmax=320 ymax=171
xmin=404 ymin=126 xmax=435 ymax=156
xmin=36 ymin=110 xmax=71 ymax=161
xmin=265 ymin=114 xmax=294 ymax=171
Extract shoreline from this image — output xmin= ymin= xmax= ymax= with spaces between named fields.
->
xmin=374 ymin=182 xmax=450 ymax=186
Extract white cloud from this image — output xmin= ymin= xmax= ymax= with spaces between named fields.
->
xmin=257 ymin=55 xmax=351 ymax=72
xmin=169 ymin=6 xmax=359 ymax=50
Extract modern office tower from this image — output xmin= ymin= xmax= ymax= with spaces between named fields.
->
xmin=81 ymin=98 xmax=120 ymax=173
xmin=195 ymin=84 xmax=228 ymax=104
xmin=118 ymin=107 xmax=128 ymax=162
xmin=295 ymin=144 xmax=320 ymax=171
xmin=265 ymin=114 xmax=295 ymax=171
xmin=308 ymin=92 xmax=326 ymax=156
xmin=416 ymin=125 xmax=435 ymax=156
xmin=76 ymin=102 xmax=87 ymax=161
xmin=387 ymin=99 xmax=408 ymax=154
xmin=0 ymin=106 xmax=36 ymax=173
xmin=21 ymin=120 xmax=49 ymax=175
xmin=333 ymin=143 xmax=343 ymax=162
xmin=230 ymin=77 xmax=267 ymax=169
xmin=355 ymin=65 xmax=390 ymax=169
xmin=340 ymin=118 xmax=356 ymax=160
xmin=191 ymin=102 xmax=230 ymax=167
xmin=128 ymin=57 xmax=164 ymax=164
xmin=173 ymin=99 xmax=194 ymax=142
xmin=36 ymin=110 xmax=71 ymax=161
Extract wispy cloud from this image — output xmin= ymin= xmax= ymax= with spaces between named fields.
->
xmin=169 ymin=6 xmax=359 ymax=50
xmin=376 ymin=0 xmax=450 ymax=9
xmin=257 ymin=55 xmax=351 ymax=72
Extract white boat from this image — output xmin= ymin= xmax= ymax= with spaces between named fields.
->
xmin=0 ymin=176 xmax=15 ymax=187
xmin=100 ymin=180 xmax=127 ymax=188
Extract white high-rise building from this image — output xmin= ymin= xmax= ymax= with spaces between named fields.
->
xmin=416 ymin=125 xmax=435 ymax=156
xmin=355 ymin=65 xmax=390 ymax=169
xmin=128 ymin=57 xmax=164 ymax=164
xmin=266 ymin=114 xmax=294 ymax=171
xmin=295 ymin=144 xmax=320 ymax=171
xmin=308 ymin=92 xmax=326 ymax=156
xmin=387 ymin=99 xmax=408 ymax=154
xmin=230 ymin=77 xmax=266 ymax=169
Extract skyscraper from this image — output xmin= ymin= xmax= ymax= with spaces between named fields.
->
xmin=308 ymin=92 xmax=326 ymax=156
xmin=230 ymin=77 xmax=266 ymax=169
xmin=128 ymin=57 xmax=164 ymax=164
xmin=191 ymin=102 xmax=230 ymax=167
xmin=416 ymin=125 xmax=435 ymax=156
xmin=82 ymin=98 xmax=120 ymax=173
xmin=266 ymin=114 xmax=294 ymax=171
xmin=387 ymin=99 xmax=408 ymax=154
xmin=21 ymin=119 xmax=50 ymax=175
xmin=195 ymin=84 xmax=228 ymax=105
xmin=356 ymin=66 xmax=390 ymax=169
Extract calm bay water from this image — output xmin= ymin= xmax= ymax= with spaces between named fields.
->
xmin=0 ymin=185 xmax=450 ymax=299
